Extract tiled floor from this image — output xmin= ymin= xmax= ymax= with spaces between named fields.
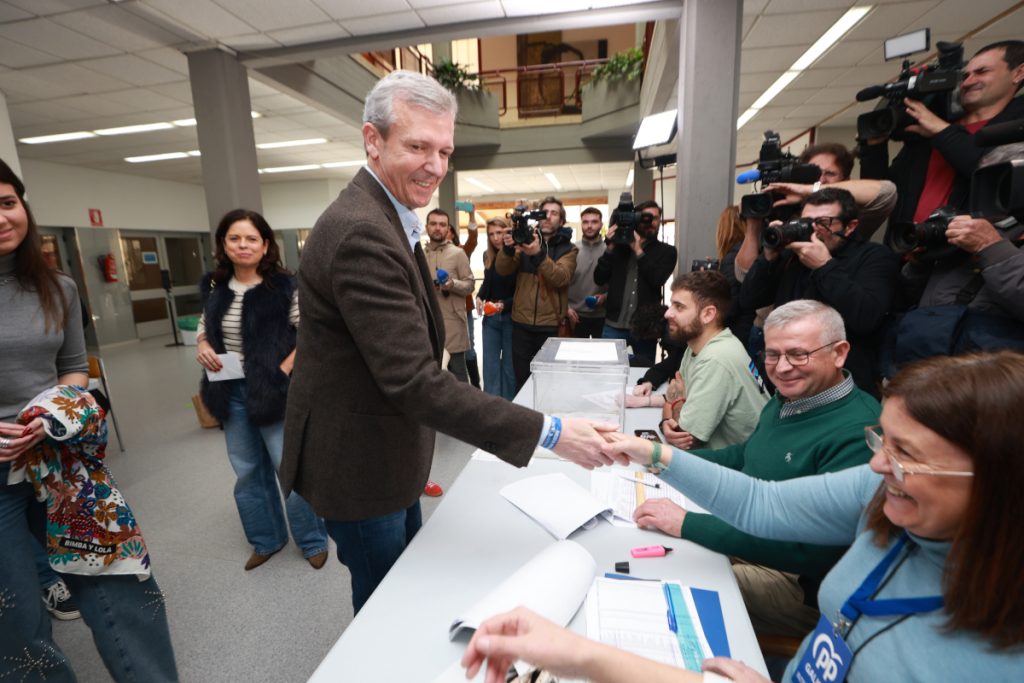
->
xmin=52 ymin=335 xmax=475 ymax=682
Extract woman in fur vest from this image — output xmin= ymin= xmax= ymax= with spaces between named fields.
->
xmin=196 ymin=209 xmax=328 ymax=571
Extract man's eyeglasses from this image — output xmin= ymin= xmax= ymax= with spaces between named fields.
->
xmin=810 ymin=216 xmax=843 ymax=231
xmin=864 ymin=426 xmax=974 ymax=483
xmin=762 ymin=341 xmax=840 ymax=366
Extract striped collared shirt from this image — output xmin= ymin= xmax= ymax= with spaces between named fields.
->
xmin=778 ymin=370 xmax=854 ymax=418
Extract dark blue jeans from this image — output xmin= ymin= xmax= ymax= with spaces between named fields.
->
xmin=0 ymin=466 xmax=178 ymax=682
xmin=324 ymin=501 xmax=422 ymax=613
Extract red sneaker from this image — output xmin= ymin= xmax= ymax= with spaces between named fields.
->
xmin=423 ymin=480 xmax=444 ymax=497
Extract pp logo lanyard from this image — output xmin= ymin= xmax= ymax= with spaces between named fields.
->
xmin=792 ymin=533 xmax=944 ymax=683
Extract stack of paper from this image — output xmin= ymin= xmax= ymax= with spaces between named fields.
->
xmin=500 ymin=473 xmax=612 ymax=539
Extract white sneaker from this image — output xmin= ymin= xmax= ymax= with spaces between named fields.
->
xmin=43 ymin=579 xmax=81 ymax=620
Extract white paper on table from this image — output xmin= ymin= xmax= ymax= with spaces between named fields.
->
xmin=204 ymin=352 xmax=245 ymax=381
xmin=590 ymin=470 xmax=707 ymax=528
xmin=554 ymin=340 xmax=619 ymax=362
xmin=448 ymin=540 xmax=597 ymax=641
xmin=585 ymin=578 xmax=712 ymax=671
xmin=431 ymin=658 xmax=588 ymax=683
xmin=501 ymin=473 xmax=612 ymax=539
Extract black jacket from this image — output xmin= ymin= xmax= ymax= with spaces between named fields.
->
xmin=860 ymin=95 xmax=1024 ymax=232
xmin=199 ymin=271 xmax=296 ymax=426
xmin=594 ymin=236 xmax=676 ymax=325
xmin=740 ymin=239 xmax=899 ymax=396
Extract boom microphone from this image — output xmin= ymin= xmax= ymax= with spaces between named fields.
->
xmin=736 ymin=169 xmax=761 ymax=184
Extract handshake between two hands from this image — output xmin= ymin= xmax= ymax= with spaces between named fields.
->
xmin=551 ymin=418 xmax=658 ymax=471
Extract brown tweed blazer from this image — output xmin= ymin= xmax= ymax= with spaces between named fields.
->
xmin=280 ymin=168 xmax=543 ymax=521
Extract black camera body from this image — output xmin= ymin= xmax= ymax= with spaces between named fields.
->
xmin=971 ymin=159 xmax=1024 ymax=223
xmin=740 ymin=131 xmax=821 ymax=221
xmin=609 ymin=192 xmax=654 ymax=246
xmin=856 ymin=41 xmax=964 ymax=141
xmin=763 ymin=217 xmax=814 ymax=249
xmin=890 ymin=206 xmax=957 ymax=259
xmin=508 ymin=205 xmax=547 ymax=245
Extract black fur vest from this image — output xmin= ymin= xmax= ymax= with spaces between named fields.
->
xmin=198 ymin=271 xmax=296 ymax=426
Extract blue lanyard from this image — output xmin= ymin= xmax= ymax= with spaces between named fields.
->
xmin=839 ymin=533 xmax=944 ymax=626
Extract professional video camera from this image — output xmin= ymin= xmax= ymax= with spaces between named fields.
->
xmin=856 ymin=39 xmax=964 ymax=141
xmin=763 ymin=217 xmax=814 ymax=249
xmin=609 ymin=192 xmax=654 ymax=246
xmin=737 ymin=131 xmax=821 ymax=221
xmin=971 ymin=119 xmax=1024 ymax=222
xmin=506 ymin=204 xmax=547 ymax=245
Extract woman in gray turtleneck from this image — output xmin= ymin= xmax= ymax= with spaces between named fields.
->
xmin=0 ymin=159 xmax=178 ymax=681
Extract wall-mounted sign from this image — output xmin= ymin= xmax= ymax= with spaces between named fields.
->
xmin=88 ymin=208 xmax=103 ymax=226
xmin=142 ymin=251 xmax=158 ymax=265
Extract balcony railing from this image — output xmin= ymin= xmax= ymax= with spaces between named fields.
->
xmin=476 ymin=58 xmax=609 ymax=119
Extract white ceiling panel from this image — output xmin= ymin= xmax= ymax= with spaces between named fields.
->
xmin=312 ymin=0 xmax=414 ymax=20
xmin=49 ymin=4 xmax=189 ymax=51
xmin=147 ymin=81 xmax=194 ymax=104
xmin=141 ymin=0 xmax=256 ymax=37
xmin=418 ymin=2 xmax=505 ymax=25
xmin=743 ymin=0 xmax=770 ymax=14
xmin=80 ymin=54 xmax=185 ymax=86
xmin=221 ymin=33 xmax=283 ymax=51
xmin=342 ymin=11 xmax=425 ymax=35
xmin=214 ymin=0 xmax=331 ymax=31
xmin=134 ymin=48 xmax=190 ymax=75
xmin=23 ymin=63 xmax=131 ymax=94
xmin=763 ymin=0 xmax=855 ymax=13
xmin=845 ymin=1 xmax=937 ymax=41
xmin=0 ymin=18 xmax=120 ymax=60
xmin=0 ymin=37 xmax=62 ymax=69
xmin=743 ymin=10 xmax=845 ymax=49
xmin=739 ymin=46 xmax=804 ymax=75
xmin=923 ymin=0 xmax=1019 ymax=34
xmin=5 ymin=0 xmax=107 ymax=16
xmin=267 ymin=22 xmax=350 ymax=45
xmin=0 ymin=69 xmax=80 ymax=101
xmin=0 ymin=3 xmax=32 ymax=22
xmin=811 ymin=39 xmax=881 ymax=71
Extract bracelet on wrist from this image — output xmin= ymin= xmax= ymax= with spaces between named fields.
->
xmin=650 ymin=441 xmax=667 ymax=471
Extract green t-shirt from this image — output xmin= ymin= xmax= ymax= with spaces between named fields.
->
xmin=677 ymin=329 xmax=768 ymax=449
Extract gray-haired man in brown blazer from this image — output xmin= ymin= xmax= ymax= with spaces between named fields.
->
xmin=280 ymin=70 xmax=620 ymax=613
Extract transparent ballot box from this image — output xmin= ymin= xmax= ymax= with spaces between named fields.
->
xmin=530 ymin=338 xmax=628 ymax=427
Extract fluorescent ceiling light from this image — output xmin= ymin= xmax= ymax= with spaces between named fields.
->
xmin=95 ymin=122 xmax=175 ymax=136
xmin=256 ymin=137 xmax=327 ymax=150
xmin=259 ymin=164 xmax=321 ymax=174
xmin=19 ymin=131 xmax=96 ymax=144
xmin=172 ymin=118 xmax=197 ymax=127
xmin=625 ymin=168 xmax=634 ymax=188
xmin=544 ymin=172 xmax=562 ymax=191
xmin=737 ymin=5 xmax=872 ymax=130
xmin=125 ymin=152 xmax=189 ymax=163
xmin=251 ymin=111 xmax=262 ymax=119
xmin=322 ymin=160 xmax=364 ymax=168
xmin=464 ymin=176 xmax=494 ymax=193
xmin=187 ymin=150 xmax=201 ymax=157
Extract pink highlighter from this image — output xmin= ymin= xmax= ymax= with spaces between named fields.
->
xmin=630 ymin=545 xmax=673 ymax=558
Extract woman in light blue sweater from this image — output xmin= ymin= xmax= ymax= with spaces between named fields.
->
xmin=463 ymin=351 xmax=1023 ymax=683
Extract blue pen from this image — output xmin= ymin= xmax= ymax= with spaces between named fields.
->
xmin=663 ymin=583 xmax=678 ymax=633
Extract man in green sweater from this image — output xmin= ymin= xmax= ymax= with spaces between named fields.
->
xmin=634 ymin=299 xmax=879 ymax=638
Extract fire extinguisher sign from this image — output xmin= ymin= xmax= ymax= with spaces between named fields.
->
xmin=88 ymin=208 xmax=103 ymax=226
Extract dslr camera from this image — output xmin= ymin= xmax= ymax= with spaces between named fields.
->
xmin=763 ymin=217 xmax=815 ymax=249
xmin=856 ymin=39 xmax=964 ymax=142
xmin=506 ymin=204 xmax=547 ymax=245
xmin=609 ymin=192 xmax=654 ymax=247
xmin=738 ymin=131 xmax=821 ymax=221
xmin=891 ymin=207 xmax=956 ymax=254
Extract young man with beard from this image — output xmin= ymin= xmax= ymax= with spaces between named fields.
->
xmin=424 ymin=208 xmax=474 ymax=383
xmin=566 ymin=207 xmax=608 ymax=338
xmin=626 ymin=270 xmax=766 ymax=450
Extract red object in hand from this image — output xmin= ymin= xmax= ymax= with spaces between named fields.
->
xmin=482 ymin=301 xmax=501 ymax=317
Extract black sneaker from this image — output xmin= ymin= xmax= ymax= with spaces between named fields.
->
xmin=43 ymin=579 xmax=81 ymax=620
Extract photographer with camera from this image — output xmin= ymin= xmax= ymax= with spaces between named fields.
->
xmin=496 ymin=196 xmax=578 ymax=391
xmin=860 ymin=40 xmax=1024 ymax=230
xmin=889 ymin=144 xmax=1024 ymax=369
xmin=740 ymin=188 xmax=899 ymax=396
xmin=594 ymin=197 xmax=676 ymax=366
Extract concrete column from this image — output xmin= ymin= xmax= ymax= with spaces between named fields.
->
xmin=187 ymin=49 xmax=262 ymax=234
xmin=438 ymin=172 xmax=456 ymax=220
xmin=674 ymin=0 xmax=742 ymax=272
xmin=0 ymin=91 xmax=22 ymax=179
xmin=632 ymin=161 xmax=654 ymax=205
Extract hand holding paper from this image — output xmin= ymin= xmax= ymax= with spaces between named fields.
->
xmin=205 ymin=352 xmax=245 ymax=382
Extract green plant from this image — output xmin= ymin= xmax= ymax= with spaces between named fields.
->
xmin=590 ymin=47 xmax=644 ymax=83
xmin=431 ymin=58 xmax=479 ymax=92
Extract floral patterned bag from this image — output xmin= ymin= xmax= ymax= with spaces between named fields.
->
xmin=6 ymin=385 xmax=151 ymax=578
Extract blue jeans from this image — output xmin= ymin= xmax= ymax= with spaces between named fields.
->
xmin=222 ymin=381 xmax=327 ymax=557
xmin=324 ymin=501 xmax=422 ymax=614
xmin=482 ymin=311 xmax=515 ymax=400
xmin=602 ymin=323 xmax=657 ymax=366
xmin=0 ymin=465 xmax=178 ymax=682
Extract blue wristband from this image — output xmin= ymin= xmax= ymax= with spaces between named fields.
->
xmin=542 ymin=416 xmax=562 ymax=449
